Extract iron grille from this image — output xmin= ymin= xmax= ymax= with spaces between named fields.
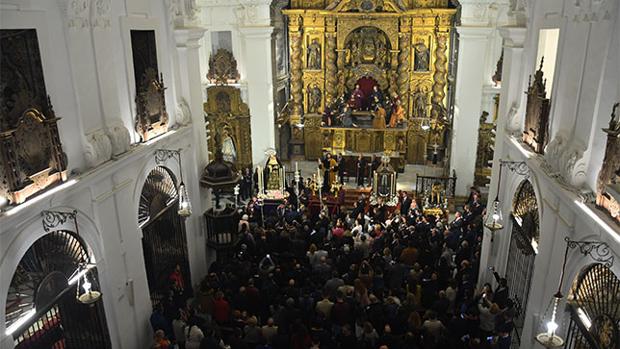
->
xmin=6 ymin=231 xmax=110 ymax=348
xmin=505 ymin=179 xmax=540 ymax=348
xmin=6 ymin=231 xmax=90 ymax=329
xmin=565 ymin=264 xmax=620 ymax=349
xmin=139 ymin=166 xmax=191 ymax=306
xmin=138 ymin=166 xmax=179 ymax=227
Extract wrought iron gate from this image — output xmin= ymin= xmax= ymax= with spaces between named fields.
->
xmin=139 ymin=166 xmax=192 ymax=305
xmin=6 ymin=231 xmax=111 ymax=348
xmin=504 ymin=180 xmax=539 ymax=347
xmin=564 ymin=264 xmax=620 ymax=349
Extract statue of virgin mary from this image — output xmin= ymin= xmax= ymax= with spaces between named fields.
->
xmin=221 ymin=129 xmax=237 ymax=163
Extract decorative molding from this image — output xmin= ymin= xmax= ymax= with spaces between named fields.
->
xmin=565 ymin=0 xmax=613 ymax=22
xmin=106 ymin=120 xmax=131 ymax=156
xmin=176 ymin=97 xmax=192 ymax=126
xmin=174 ymin=27 xmax=206 ymax=49
xmin=64 ymin=0 xmax=90 ymax=29
xmin=84 ymin=129 xmax=113 ymax=168
xmin=91 ymin=0 xmax=111 ymax=29
xmin=167 ymin=0 xmax=200 ymax=28
xmin=505 ymin=102 xmax=521 ymax=134
xmin=499 ymin=26 xmax=527 ymax=48
xmin=41 ymin=210 xmax=77 ymax=232
xmin=565 ymin=237 xmax=614 ymax=268
xmin=544 ymin=134 xmax=587 ymax=187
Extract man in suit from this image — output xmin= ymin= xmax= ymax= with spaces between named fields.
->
xmin=356 ymin=155 xmax=368 ymax=187
xmin=400 ymin=191 xmax=412 ymax=216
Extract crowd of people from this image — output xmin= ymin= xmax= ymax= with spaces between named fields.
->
xmin=151 ymin=186 xmax=516 ymax=349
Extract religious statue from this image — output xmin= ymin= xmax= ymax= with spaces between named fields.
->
xmin=349 ymin=84 xmax=365 ymax=110
xmin=308 ymin=84 xmax=322 ymax=113
xmin=389 ymin=97 xmax=405 ymax=128
xmin=372 ymin=100 xmax=386 ymax=129
xmin=221 ymin=128 xmax=237 ymax=163
xmin=339 ymin=105 xmax=356 ymax=127
xmin=265 ymin=152 xmax=283 ymax=191
xmin=413 ymin=87 xmax=428 ymax=119
xmin=414 ymin=39 xmax=430 ymax=72
xmin=370 ymin=85 xmax=384 ymax=106
xmin=307 ymin=39 xmax=321 ymax=70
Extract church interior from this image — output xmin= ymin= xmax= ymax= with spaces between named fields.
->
xmin=0 ymin=0 xmax=619 ymax=348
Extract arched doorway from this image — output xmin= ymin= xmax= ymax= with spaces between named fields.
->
xmin=564 ymin=264 xmax=620 ymax=349
xmin=5 ymin=231 xmax=111 ymax=348
xmin=139 ymin=166 xmax=192 ymax=306
xmin=504 ymin=179 xmax=540 ymax=347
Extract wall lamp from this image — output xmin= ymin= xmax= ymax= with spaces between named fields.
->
xmin=42 ymin=210 xmax=102 ymax=304
xmin=535 ymin=237 xmax=613 ymax=347
xmin=484 ymin=160 xmax=531 ymax=238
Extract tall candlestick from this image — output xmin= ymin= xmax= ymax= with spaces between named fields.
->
xmin=283 ymin=165 xmax=286 ymax=190
xmin=257 ymin=166 xmax=263 ymax=194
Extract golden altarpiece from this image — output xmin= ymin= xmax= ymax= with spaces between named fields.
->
xmin=283 ymin=0 xmax=456 ymax=165
xmin=203 ymin=49 xmax=253 ymax=170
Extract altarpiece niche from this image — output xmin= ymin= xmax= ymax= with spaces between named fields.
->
xmin=0 ymin=29 xmax=67 ymax=204
xmin=131 ymin=30 xmax=169 ymax=142
xmin=283 ymin=0 xmax=456 ymax=166
xmin=204 ymin=86 xmax=253 ymax=170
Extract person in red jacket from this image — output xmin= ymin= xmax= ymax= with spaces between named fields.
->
xmin=212 ymin=291 xmax=230 ymax=325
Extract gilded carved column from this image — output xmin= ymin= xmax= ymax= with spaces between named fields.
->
xmin=397 ymin=18 xmax=412 ymax=110
xmin=325 ymin=17 xmax=337 ymax=104
xmin=289 ymin=15 xmax=303 ymax=122
xmin=432 ymin=32 xmax=448 ymax=112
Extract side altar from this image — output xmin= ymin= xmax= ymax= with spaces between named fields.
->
xmin=283 ymin=0 xmax=456 ymax=166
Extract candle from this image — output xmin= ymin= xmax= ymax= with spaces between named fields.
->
xmin=295 ymin=161 xmax=299 ymax=173
xmin=257 ymin=166 xmax=263 ymax=193
xmin=283 ymin=165 xmax=286 ymax=189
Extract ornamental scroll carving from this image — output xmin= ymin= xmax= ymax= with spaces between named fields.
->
xmin=204 ymin=86 xmax=253 ymax=169
xmin=522 ymin=59 xmax=550 ymax=154
xmin=207 ymin=49 xmax=240 ymax=85
xmin=596 ymin=103 xmax=620 ymax=225
xmin=0 ymin=29 xmax=68 ymax=204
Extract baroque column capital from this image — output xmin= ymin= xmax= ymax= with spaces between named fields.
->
xmin=455 ymin=26 xmax=494 ymax=40
xmin=174 ymin=26 xmax=207 ymax=48
xmin=238 ymin=25 xmax=274 ymax=39
xmin=499 ymin=26 xmax=527 ymax=48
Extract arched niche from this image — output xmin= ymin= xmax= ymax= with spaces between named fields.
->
xmin=138 ymin=166 xmax=192 ymax=307
xmin=5 ymin=230 xmax=111 ymax=348
xmin=564 ymin=264 xmax=620 ymax=349
xmin=504 ymin=179 xmax=541 ymax=347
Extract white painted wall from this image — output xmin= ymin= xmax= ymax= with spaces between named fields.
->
xmin=0 ymin=0 xmax=210 ymax=348
xmin=478 ymin=0 xmax=620 ymax=348
xmin=449 ymin=0 xmax=511 ymax=196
